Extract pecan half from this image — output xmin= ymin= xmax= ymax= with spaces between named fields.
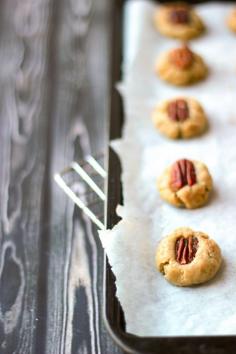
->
xmin=170 ymin=159 xmax=197 ymax=192
xmin=169 ymin=45 xmax=194 ymax=70
xmin=167 ymin=99 xmax=189 ymax=122
xmin=169 ymin=7 xmax=190 ymax=24
xmin=175 ymin=236 xmax=198 ymax=264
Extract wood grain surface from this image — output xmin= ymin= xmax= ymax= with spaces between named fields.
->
xmin=0 ymin=0 xmax=122 ymax=353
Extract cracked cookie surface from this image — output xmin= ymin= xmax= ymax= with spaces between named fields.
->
xmin=157 ymin=159 xmax=213 ymax=209
xmin=156 ymin=45 xmax=208 ymax=86
xmin=152 ymin=97 xmax=208 ymax=139
xmin=156 ymin=227 xmax=222 ymax=286
xmin=154 ymin=4 xmax=205 ymax=40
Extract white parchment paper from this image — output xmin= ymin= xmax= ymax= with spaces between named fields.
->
xmin=100 ymin=1 xmax=236 ymax=336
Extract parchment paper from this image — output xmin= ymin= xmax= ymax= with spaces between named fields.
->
xmin=99 ymin=1 xmax=236 ymax=336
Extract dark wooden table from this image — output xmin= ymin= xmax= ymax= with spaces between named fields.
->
xmin=0 ymin=0 xmax=122 ymax=353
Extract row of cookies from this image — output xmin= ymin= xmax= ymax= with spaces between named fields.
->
xmin=152 ymin=3 xmax=223 ymax=287
xmin=154 ymin=3 xmax=236 ymax=40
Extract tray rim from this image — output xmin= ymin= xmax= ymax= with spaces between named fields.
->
xmin=104 ymin=1 xmax=236 ymax=353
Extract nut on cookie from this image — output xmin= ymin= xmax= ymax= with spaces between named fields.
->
xmin=154 ymin=3 xmax=205 ymax=40
xmin=156 ymin=227 xmax=222 ymax=286
xmin=156 ymin=45 xmax=208 ymax=86
xmin=158 ymin=159 xmax=213 ymax=209
xmin=152 ymin=97 xmax=208 ymax=139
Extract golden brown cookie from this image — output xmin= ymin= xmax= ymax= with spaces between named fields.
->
xmin=227 ymin=8 xmax=236 ymax=33
xmin=158 ymin=159 xmax=213 ymax=209
xmin=156 ymin=227 xmax=222 ymax=286
xmin=152 ymin=97 xmax=208 ymax=139
xmin=154 ymin=4 xmax=205 ymax=40
xmin=156 ymin=45 xmax=208 ymax=86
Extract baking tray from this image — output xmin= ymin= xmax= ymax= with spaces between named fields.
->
xmin=104 ymin=1 xmax=236 ymax=353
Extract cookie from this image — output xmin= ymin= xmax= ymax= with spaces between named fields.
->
xmin=227 ymin=8 xmax=236 ymax=33
xmin=152 ymin=97 xmax=208 ymax=139
xmin=156 ymin=227 xmax=222 ymax=286
xmin=156 ymin=45 xmax=208 ymax=86
xmin=158 ymin=159 xmax=213 ymax=209
xmin=154 ymin=4 xmax=205 ymax=40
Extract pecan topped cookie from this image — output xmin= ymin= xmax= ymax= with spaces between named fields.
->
xmin=156 ymin=227 xmax=222 ymax=286
xmin=152 ymin=97 xmax=208 ymax=139
xmin=156 ymin=44 xmax=208 ymax=86
xmin=157 ymin=159 xmax=213 ymax=209
xmin=154 ymin=4 xmax=205 ymax=40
